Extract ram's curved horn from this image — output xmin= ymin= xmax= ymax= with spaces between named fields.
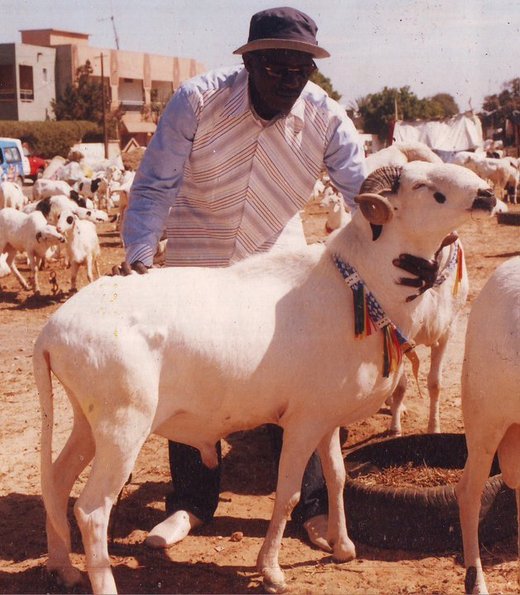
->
xmin=354 ymin=193 xmax=393 ymax=225
xmin=354 ymin=166 xmax=402 ymax=225
xmin=361 ymin=166 xmax=402 ymax=195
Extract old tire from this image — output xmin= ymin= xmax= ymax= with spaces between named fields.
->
xmin=344 ymin=433 xmax=516 ymax=552
xmin=497 ymin=212 xmax=520 ymax=226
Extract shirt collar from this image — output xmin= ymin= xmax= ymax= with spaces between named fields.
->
xmin=223 ymin=67 xmax=305 ymax=132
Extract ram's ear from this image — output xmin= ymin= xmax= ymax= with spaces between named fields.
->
xmin=354 ymin=193 xmax=393 ymax=225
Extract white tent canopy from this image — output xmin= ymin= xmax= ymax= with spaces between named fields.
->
xmin=393 ymin=112 xmax=484 ymax=156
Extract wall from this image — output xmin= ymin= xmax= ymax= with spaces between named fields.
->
xmin=15 ymin=44 xmax=55 ymax=121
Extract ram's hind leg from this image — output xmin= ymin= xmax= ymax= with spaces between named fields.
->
xmin=317 ymin=428 xmax=356 ymax=562
xmin=46 ymin=393 xmax=95 ymax=588
xmin=427 ymin=333 xmax=451 ymax=433
xmin=75 ymin=407 xmax=152 ymax=594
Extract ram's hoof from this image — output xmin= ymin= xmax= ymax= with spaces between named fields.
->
xmin=262 ymin=567 xmax=287 ymax=594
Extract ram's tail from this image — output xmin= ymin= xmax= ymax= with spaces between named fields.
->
xmin=33 ymin=334 xmax=69 ymax=546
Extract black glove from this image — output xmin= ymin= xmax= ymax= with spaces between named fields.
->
xmin=111 ymin=260 xmax=149 ymax=276
xmin=393 ymin=232 xmax=458 ymax=302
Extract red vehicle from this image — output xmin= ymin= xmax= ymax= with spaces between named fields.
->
xmin=25 ymin=153 xmax=47 ymax=182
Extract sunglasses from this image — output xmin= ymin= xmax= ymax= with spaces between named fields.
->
xmin=256 ymin=57 xmax=317 ymax=80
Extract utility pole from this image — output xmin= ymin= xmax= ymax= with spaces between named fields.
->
xmin=111 ymin=16 xmax=120 ymax=50
xmin=100 ymin=52 xmax=108 ymax=159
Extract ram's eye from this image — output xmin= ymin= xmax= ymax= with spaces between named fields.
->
xmin=434 ymin=192 xmax=446 ymax=204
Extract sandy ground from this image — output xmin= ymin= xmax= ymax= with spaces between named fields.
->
xmin=0 ymin=192 xmax=519 ymax=594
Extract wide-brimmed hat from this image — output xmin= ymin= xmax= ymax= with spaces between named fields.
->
xmin=233 ymin=7 xmax=330 ymax=59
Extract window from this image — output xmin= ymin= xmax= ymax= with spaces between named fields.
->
xmin=0 ymin=64 xmax=16 ymax=101
xmin=4 ymin=147 xmax=21 ymax=162
xmin=19 ymin=65 xmax=34 ymax=101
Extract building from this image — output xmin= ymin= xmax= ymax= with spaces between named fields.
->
xmin=0 ymin=29 xmax=206 ymax=145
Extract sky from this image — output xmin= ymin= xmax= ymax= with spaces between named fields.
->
xmin=2 ymin=0 xmax=519 ymax=113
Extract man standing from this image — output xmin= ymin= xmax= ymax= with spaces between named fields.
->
xmin=118 ymin=7 xmax=366 ymax=551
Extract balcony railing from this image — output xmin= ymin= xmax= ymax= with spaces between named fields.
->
xmin=20 ymin=88 xmax=34 ymax=102
xmin=120 ymin=99 xmax=144 ymax=112
xmin=0 ymin=89 xmax=16 ymax=102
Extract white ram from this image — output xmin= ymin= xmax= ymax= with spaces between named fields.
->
xmin=32 ymin=179 xmax=73 ymax=202
xmin=0 ymin=208 xmax=65 ymax=293
xmin=24 ymin=195 xmax=108 ymax=225
xmin=0 ymin=181 xmax=27 ymax=210
xmin=456 ymin=256 xmax=520 ymax=594
xmin=455 ymin=154 xmax=517 ymax=202
xmin=365 ymin=141 xmax=442 ymax=174
xmin=320 ymin=184 xmax=351 ymax=234
xmin=388 ymin=235 xmax=468 ymax=435
xmin=34 ymin=162 xmax=496 ymax=594
xmin=56 ymin=210 xmax=101 ymax=291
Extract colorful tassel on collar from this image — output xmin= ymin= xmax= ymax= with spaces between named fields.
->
xmin=333 ymin=254 xmax=419 ymax=379
xmin=434 ymin=241 xmax=464 ymax=296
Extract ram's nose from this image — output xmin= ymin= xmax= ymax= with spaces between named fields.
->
xmin=472 ymin=188 xmax=496 ymax=212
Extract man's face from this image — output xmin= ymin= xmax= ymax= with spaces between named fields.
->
xmin=243 ymin=49 xmax=316 ymax=120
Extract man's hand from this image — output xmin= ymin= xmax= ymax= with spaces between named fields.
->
xmin=111 ymin=260 xmax=149 ymax=276
xmin=393 ymin=232 xmax=458 ymax=301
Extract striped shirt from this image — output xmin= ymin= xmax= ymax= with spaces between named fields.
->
xmin=123 ymin=65 xmax=366 ymax=267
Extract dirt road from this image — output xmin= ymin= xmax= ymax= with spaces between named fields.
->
xmin=0 ymin=199 xmax=518 ymax=594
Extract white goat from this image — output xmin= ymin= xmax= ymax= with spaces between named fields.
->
xmin=0 ymin=181 xmax=27 ymax=210
xmin=365 ymin=141 xmax=442 ymax=174
xmin=0 ymin=208 xmax=65 ymax=293
xmin=34 ymin=162 xmax=496 ymax=594
xmin=456 ymin=256 xmax=520 ymax=595
xmin=56 ymin=210 xmax=101 ymax=291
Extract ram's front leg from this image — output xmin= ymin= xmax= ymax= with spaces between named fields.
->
xmin=27 ymin=252 xmax=41 ymax=294
xmin=5 ymin=248 xmax=30 ymax=290
xmin=257 ymin=428 xmax=318 ymax=593
xmin=317 ymin=427 xmax=356 ymax=561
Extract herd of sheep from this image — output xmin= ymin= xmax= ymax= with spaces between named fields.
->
xmin=0 ymin=141 xmax=519 ymax=594
xmin=0 ymin=162 xmax=135 ymax=293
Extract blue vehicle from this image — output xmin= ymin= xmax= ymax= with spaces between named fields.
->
xmin=0 ymin=139 xmax=25 ymax=187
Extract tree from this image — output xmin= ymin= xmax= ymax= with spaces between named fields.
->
xmin=51 ymin=60 xmax=123 ymax=139
xmin=480 ymin=77 xmax=520 ymax=143
xmin=52 ymin=61 xmax=108 ymax=124
xmin=356 ymin=86 xmax=459 ymax=140
xmin=429 ymin=93 xmax=459 ymax=117
xmin=310 ymin=70 xmax=341 ymax=101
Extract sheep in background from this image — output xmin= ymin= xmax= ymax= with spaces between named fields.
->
xmin=24 ymin=195 xmax=108 ymax=225
xmin=454 ymin=153 xmax=518 ymax=202
xmin=56 ymin=210 xmax=101 ymax=292
xmin=32 ymin=179 xmax=73 ymax=202
xmin=456 ymin=256 xmax=520 ymax=595
xmin=0 ymin=208 xmax=65 ymax=293
xmin=388 ymin=189 xmax=511 ymax=434
xmin=387 ymin=233 xmax=468 ymax=435
xmin=320 ymin=184 xmax=351 ymax=233
xmin=34 ymin=162 xmax=496 ymax=594
xmin=365 ymin=141 xmax=442 ymax=174
xmin=109 ymin=170 xmax=136 ymax=243
xmin=0 ymin=253 xmax=10 ymax=278
xmin=0 ymin=181 xmax=27 ymax=211
xmin=74 ymin=177 xmax=109 ymax=210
